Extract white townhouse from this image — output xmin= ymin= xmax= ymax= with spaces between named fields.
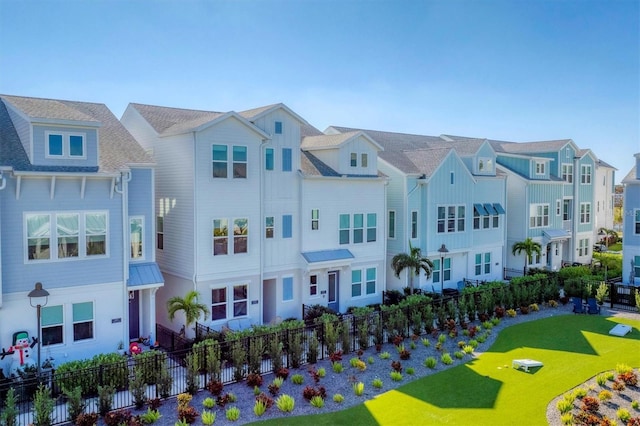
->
xmin=0 ymin=95 xmax=162 ymax=372
xmin=121 ymin=103 xmax=387 ymax=333
xmin=593 ymin=158 xmax=616 ymax=241
xmin=326 ymin=128 xmax=507 ymax=293
xmin=622 ymin=154 xmax=640 ymax=285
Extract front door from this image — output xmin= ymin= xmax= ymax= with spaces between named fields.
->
xmin=128 ymin=290 xmax=140 ymax=340
xmin=328 ymin=271 xmax=339 ymax=312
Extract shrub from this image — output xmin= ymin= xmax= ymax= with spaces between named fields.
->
xmin=332 ymin=362 xmax=344 ymax=373
xmin=302 ymin=385 xmax=327 ymax=401
xmin=231 ymin=340 xmax=247 ymax=383
xmin=207 ymin=379 xmax=224 ymax=396
xmin=441 ymin=353 xmax=454 ymax=365
xmin=618 ymin=371 xmax=638 ymax=386
xmin=267 ymin=338 xmax=284 ymax=372
xmin=632 ymin=400 xmax=639 ymax=410
xmin=226 ymin=406 xmax=240 ymax=421
xmin=103 ymin=409 xmax=133 ymax=426
xmin=598 ymin=390 xmax=613 ymax=401
xmin=462 ymin=345 xmax=474 ymax=355
xmin=391 ymin=360 xmax=402 ymax=372
xmin=560 ymin=413 xmax=573 ymax=425
xmin=0 ymin=388 xmax=18 ymax=426
xmin=97 ymin=385 xmax=115 ymax=417
xmin=406 ymin=367 xmax=415 ymax=375
xmin=310 ymin=395 xmax=325 ymax=408
xmin=130 ymin=367 xmax=148 ymax=409
xmin=424 ymin=356 xmax=438 ymax=369
xmin=422 ymin=338 xmax=431 ymax=347
xmin=158 ymin=362 xmax=173 ymax=399
xmin=597 ymin=373 xmax=609 ymax=387
xmin=617 ymin=408 xmax=631 ymax=423
xmin=32 ymin=384 xmax=54 ymax=426
xmin=288 ymin=331 xmax=304 ymax=368
xmin=74 ymin=413 xmax=99 ymax=426
xmin=616 ymin=363 xmax=633 ymax=375
xmin=203 ymin=397 xmax=215 ymax=409
xmin=253 ymin=399 xmax=267 ymax=417
xmin=507 ymin=309 xmax=517 ymax=317
xmin=612 ymin=380 xmax=626 ymax=392
xmin=573 ymin=388 xmax=588 ymax=399
xmin=333 ymin=393 xmax=344 ymax=403
xmin=367 ymin=356 xmax=375 ymax=364
xmin=556 ymin=398 xmax=573 ymax=414
xmin=307 ymin=331 xmax=320 ymax=364
xmin=139 ymin=408 xmax=162 ymax=424
xmin=275 ymin=367 xmax=289 ymax=380
xmin=353 ymin=382 xmax=365 ymax=396
xmin=372 ymin=377 xmax=383 ymax=389
xmin=246 ymin=372 xmax=263 ymax=388
xmin=201 ymin=410 xmax=216 ymax=425
xmin=390 ymin=371 xmax=403 ymax=382
xmin=379 ymin=351 xmax=391 ymax=360
xmin=276 ymin=394 xmax=295 ymax=412
xmin=317 ymin=367 xmax=326 ymax=378
xmin=581 ymin=396 xmax=600 ymax=413
xmin=63 ymin=386 xmax=86 ymax=424
xmin=437 ymin=334 xmax=447 ymax=344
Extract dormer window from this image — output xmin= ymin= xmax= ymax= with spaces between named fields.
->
xmin=535 ymin=161 xmax=545 ymax=175
xmin=46 ymin=132 xmax=85 ymax=159
xmin=478 ymin=157 xmax=493 ymax=172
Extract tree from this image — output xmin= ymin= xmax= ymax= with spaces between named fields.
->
xmin=391 ymin=241 xmax=434 ymax=292
xmin=512 ymin=238 xmax=542 ymax=275
xmin=167 ymin=291 xmax=210 ymax=334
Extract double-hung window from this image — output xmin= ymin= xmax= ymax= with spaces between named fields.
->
xmin=309 ymin=275 xmax=318 ymax=296
xmin=580 ymin=203 xmax=591 ymax=224
xmin=213 ymin=219 xmax=228 ymax=255
xmin=635 ymin=210 xmax=640 ymax=234
xmin=353 ymin=214 xmax=364 ymax=243
xmin=365 ymin=268 xmax=376 ymax=294
xmin=535 ymin=161 xmax=545 ymax=175
xmin=437 ymin=205 xmax=465 ymax=233
xmin=311 ymin=209 xmax=319 ymax=230
xmin=339 ymin=214 xmax=350 ymax=244
xmin=233 ymin=284 xmax=248 ymax=317
xmin=86 ymin=213 xmax=107 ymax=256
xmin=350 ymin=153 xmax=357 ymax=167
xmin=232 ymin=146 xmax=247 ymax=178
xmin=351 ymin=269 xmax=362 ymax=297
xmin=233 ymin=218 xmax=248 ymax=253
xmin=562 ymin=164 xmax=573 ymax=183
xmin=212 ymin=145 xmax=228 ymax=178
xmin=411 ymin=211 xmax=418 ymax=238
xmin=580 ymin=165 xmax=592 ymax=184
xmin=265 ymin=216 xmax=274 ymax=238
xmin=366 ymin=213 xmax=376 ymax=242
xmin=156 ymin=216 xmax=164 ymax=250
xmin=73 ymin=302 xmax=94 ymax=341
xmin=211 ymin=288 xmax=227 ymax=321
xmin=211 ymin=285 xmax=248 ymax=321
xmin=27 ymin=214 xmax=51 ymax=260
xmin=42 ymin=305 xmax=64 ymax=346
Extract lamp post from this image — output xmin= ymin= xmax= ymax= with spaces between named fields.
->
xmin=28 ymin=282 xmax=49 ymax=375
xmin=438 ymin=244 xmax=449 ymax=294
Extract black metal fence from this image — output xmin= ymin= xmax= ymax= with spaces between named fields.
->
xmin=2 ymin=276 xmax=637 ymax=425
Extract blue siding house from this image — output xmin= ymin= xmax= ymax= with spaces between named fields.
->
xmin=0 ymin=95 xmax=162 ymax=374
xmin=622 ymin=153 xmax=640 ymax=285
xmin=326 ymin=128 xmax=507 ymax=292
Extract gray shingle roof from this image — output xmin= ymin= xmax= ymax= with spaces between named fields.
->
xmin=300 ymin=151 xmax=340 ymax=177
xmin=622 ymin=166 xmax=637 ymax=183
xmin=238 ymin=104 xmax=280 ymax=120
xmin=301 ymin=132 xmax=361 ymax=150
xmin=330 ymin=126 xmax=444 ymax=151
xmin=490 ymin=139 xmax=573 ymax=154
xmin=130 ymin=103 xmax=224 ymax=135
xmin=1 ymin=94 xmax=99 ymax=124
xmin=1 ymin=95 xmax=153 ymax=173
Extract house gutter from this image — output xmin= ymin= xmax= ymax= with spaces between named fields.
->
xmin=192 ymin=131 xmax=198 ymax=292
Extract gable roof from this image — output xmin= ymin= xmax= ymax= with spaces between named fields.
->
xmin=239 ymin=103 xmax=309 ymax=126
xmin=301 ymin=130 xmax=383 ymax=152
xmin=129 ymin=103 xmax=270 ymax=139
xmin=490 ymin=139 xmax=574 ymax=154
xmin=0 ymin=95 xmax=153 ymax=173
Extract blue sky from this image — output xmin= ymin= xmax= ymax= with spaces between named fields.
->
xmin=1 ymin=0 xmax=638 ymax=181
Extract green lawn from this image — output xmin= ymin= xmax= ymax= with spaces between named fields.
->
xmin=256 ymin=314 xmax=640 ymax=426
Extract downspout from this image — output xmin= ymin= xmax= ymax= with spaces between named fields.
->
xmin=0 ymin=172 xmax=6 ymax=190
xmin=259 ymin=138 xmax=266 ymax=325
xmin=192 ymin=131 xmax=198 ymax=291
xmin=383 ymin=178 xmax=389 ymax=296
xmin=114 ymin=170 xmax=132 ymax=343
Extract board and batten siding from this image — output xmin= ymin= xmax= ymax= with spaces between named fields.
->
xmin=194 ymin=118 xmax=263 ymax=280
xmin=497 ymin=155 xmax=530 ymax=178
xmin=0 ymin=175 xmax=124 ymax=293
xmin=128 ymin=168 xmax=155 ymax=262
xmin=378 ymin=160 xmax=406 ymax=254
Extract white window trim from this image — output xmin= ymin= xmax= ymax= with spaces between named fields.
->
xmin=210 ymin=283 xmax=250 ymax=322
xmin=311 ymin=209 xmax=320 ymax=231
xmin=437 ymin=204 xmax=466 ymax=233
xmin=580 ymin=165 xmax=592 ymax=184
xmin=232 ymin=145 xmax=248 ymax=179
xmin=411 ymin=210 xmax=418 ymax=239
xmin=561 ymin=163 xmax=573 ymax=183
xmin=45 ymin=131 xmax=87 ymax=159
xmin=25 ymin=211 xmax=109 ymax=263
xmin=309 ymin=274 xmax=320 ymax=298
xmin=579 ymin=203 xmax=591 ymax=224
xmin=535 ymin=161 xmax=545 ymax=175
xmin=72 ymin=301 xmax=95 ymax=343
xmin=232 ymin=217 xmax=248 ymax=254
xmin=41 ymin=304 xmax=65 ymax=347
xmin=213 ymin=218 xmax=229 ymax=256
xmin=388 ymin=210 xmax=396 ymax=240
xmin=529 ymin=203 xmax=550 ymax=228
xmin=635 ymin=209 xmax=640 ymax=235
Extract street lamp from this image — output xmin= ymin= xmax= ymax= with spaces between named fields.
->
xmin=28 ymin=282 xmax=49 ymax=375
xmin=438 ymin=244 xmax=449 ymax=294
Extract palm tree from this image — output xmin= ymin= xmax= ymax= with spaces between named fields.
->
xmin=167 ymin=290 xmax=210 ymax=334
xmin=391 ymin=241 xmax=434 ymax=292
xmin=512 ymin=238 xmax=542 ymax=275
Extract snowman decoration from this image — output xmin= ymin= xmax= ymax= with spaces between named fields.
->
xmin=1 ymin=331 xmax=37 ymax=375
